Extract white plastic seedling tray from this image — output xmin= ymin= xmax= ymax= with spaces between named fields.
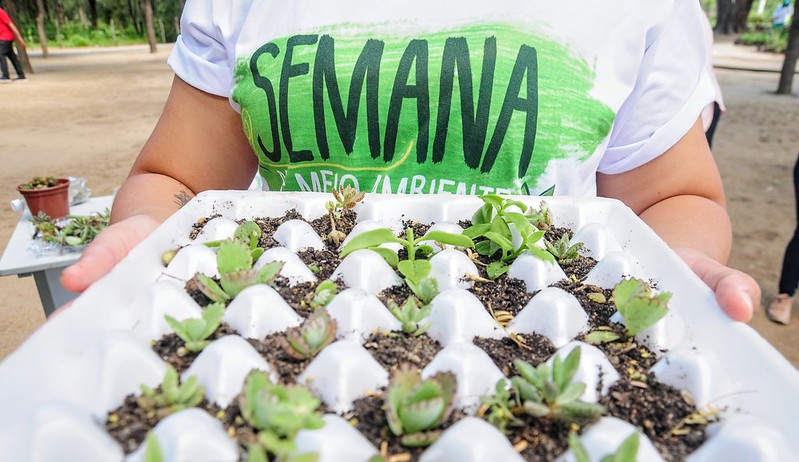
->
xmin=1 ymin=191 xmax=798 ymax=462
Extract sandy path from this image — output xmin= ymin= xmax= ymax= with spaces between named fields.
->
xmin=1 ymin=44 xmax=798 ymax=368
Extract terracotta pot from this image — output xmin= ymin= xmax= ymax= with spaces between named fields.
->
xmin=16 ymin=178 xmax=70 ymax=219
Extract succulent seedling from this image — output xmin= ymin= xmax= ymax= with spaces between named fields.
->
xmin=387 ymin=297 xmax=432 ymax=336
xmin=281 ymin=309 xmax=337 ymax=360
xmin=510 ymin=349 xmax=604 ymax=424
xmin=463 ymin=195 xmax=555 ymax=279
xmin=304 ymin=279 xmax=338 ymax=309
xmin=384 ymin=366 xmax=457 ymax=447
xmin=143 ymin=431 xmax=164 ymax=462
xmin=478 ymin=379 xmax=524 ymax=434
xmin=164 ymin=302 xmax=224 ymax=353
xmin=585 ymin=278 xmax=671 ymax=345
xmin=339 ymin=227 xmax=472 ymax=299
xmin=544 ymin=234 xmax=584 ymax=266
xmin=568 ymin=430 xmax=640 ymax=462
xmin=239 ymin=370 xmax=324 ymax=462
xmin=137 ymin=365 xmax=205 ymax=420
xmin=527 ymin=200 xmax=553 ymax=231
xmin=194 ymin=239 xmax=283 ymax=303
xmin=30 ymin=209 xmax=110 ymax=247
xmin=324 ymin=185 xmax=365 ymax=245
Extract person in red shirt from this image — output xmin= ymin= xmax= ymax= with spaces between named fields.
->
xmin=0 ymin=7 xmax=26 ymax=83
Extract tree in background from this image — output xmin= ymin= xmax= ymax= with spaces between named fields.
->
xmin=142 ymin=0 xmax=155 ymax=52
xmin=716 ymin=0 xmax=735 ymax=34
xmin=777 ymin=0 xmax=799 ymax=94
xmin=35 ymin=0 xmax=48 ymax=57
xmin=2 ymin=0 xmax=33 ymax=73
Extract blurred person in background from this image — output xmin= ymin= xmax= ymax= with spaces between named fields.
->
xmin=768 ymin=153 xmax=799 ymax=324
xmin=772 ymin=0 xmax=794 ymax=31
xmin=0 ymin=6 xmax=26 ymax=83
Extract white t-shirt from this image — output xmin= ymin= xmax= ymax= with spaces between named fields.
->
xmin=169 ymin=0 xmax=713 ymax=196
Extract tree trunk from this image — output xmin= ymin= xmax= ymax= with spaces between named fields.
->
xmin=777 ymin=0 xmax=799 ymax=94
xmin=35 ymin=0 xmax=48 ymax=58
xmin=178 ymin=0 xmax=185 ymax=10
xmin=4 ymin=0 xmax=33 ymax=74
xmin=53 ymin=0 xmax=65 ymax=25
xmin=143 ymin=0 xmax=157 ymax=53
xmin=733 ymin=0 xmax=756 ymax=33
xmin=88 ymin=0 xmax=98 ymax=28
xmin=716 ymin=0 xmax=734 ymax=34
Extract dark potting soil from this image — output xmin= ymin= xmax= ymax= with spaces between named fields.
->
xmin=469 ymin=273 xmax=534 ymax=318
xmin=401 ymin=219 xmax=432 ymax=239
xmin=105 ymin=394 xmax=161 ymax=454
xmin=308 ymin=208 xmax=358 ymax=250
xmin=378 ymin=282 xmax=414 ymax=307
xmin=600 ymin=377 xmax=710 ymax=461
xmin=363 ymin=332 xmax=442 ymax=372
xmin=503 ymin=415 xmax=573 ymax=461
xmin=474 ymin=335 xmax=556 ymax=376
xmin=151 ymin=324 xmax=239 ymax=373
xmin=271 ymin=278 xmax=347 ymax=319
xmin=295 ymin=247 xmax=342 ymax=281
xmin=348 ymin=394 xmax=467 ymax=462
xmin=188 ymin=214 xmax=221 ymax=240
xmin=554 ymin=280 xmax=616 ymax=328
xmin=253 ymin=209 xmax=304 ymax=249
xmin=245 ymin=332 xmax=312 ymax=384
xmin=184 ymin=274 xmax=216 ymax=307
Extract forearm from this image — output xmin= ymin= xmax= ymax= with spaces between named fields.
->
xmin=638 ymin=194 xmax=732 ymax=264
xmin=110 ymin=172 xmax=195 ymax=224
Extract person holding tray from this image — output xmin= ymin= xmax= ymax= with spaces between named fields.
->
xmin=61 ymin=0 xmax=760 ymax=321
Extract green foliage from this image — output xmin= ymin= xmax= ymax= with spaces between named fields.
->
xmin=544 ymin=234 xmax=584 ymax=266
xmin=480 ymin=380 xmax=524 ymax=434
xmin=19 ymin=176 xmax=59 ymax=189
xmin=204 ymin=220 xmax=265 ymax=262
xmin=324 ymin=185 xmax=365 ymax=244
xmin=137 ymin=366 xmax=204 ymax=420
xmin=339 ymin=227 xmax=472 ymax=299
xmin=282 ymin=310 xmax=337 ymax=360
xmin=195 ymin=239 xmax=283 ymax=303
xmin=143 ymin=432 xmax=164 ymax=462
xmin=510 ymin=349 xmax=604 ymax=424
xmin=387 ymin=297 xmax=432 ymax=336
xmin=612 ymin=278 xmax=671 ymax=337
xmin=164 ymin=302 xmax=225 ymax=353
xmin=31 ymin=210 xmax=111 ymax=248
xmin=305 ymin=280 xmax=338 ymax=309
xmin=239 ymin=371 xmax=324 ymax=462
xmin=464 ymin=195 xmax=555 ymax=279
xmin=568 ymin=430 xmax=640 ymax=462
xmin=384 ymin=366 xmax=457 ymax=447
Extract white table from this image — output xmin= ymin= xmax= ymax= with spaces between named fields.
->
xmin=0 ymin=196 xmax=114 ymax=316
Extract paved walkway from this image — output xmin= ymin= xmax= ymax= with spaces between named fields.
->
xmin=712 ymin=39 xmax=798 ymax=73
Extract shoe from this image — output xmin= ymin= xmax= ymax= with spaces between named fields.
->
xmin=13 ymin=77 xmax=28 ymax=83
xmin=0 ymin=77 xmax=12 ymax=84
xmin=767 ymin=294 xmax=793 ymax=325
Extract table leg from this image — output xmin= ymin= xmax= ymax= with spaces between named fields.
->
xmin=31 ymin=267 xmax=79 ymax=317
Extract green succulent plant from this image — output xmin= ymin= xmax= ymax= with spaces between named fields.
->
xmin=479 ymin=379 xmax=524 ymax=434
xmin=510 ymin=349 xmax=604 ymax=424
xmin=544 ymin=234 xmax=584 ymax=266
xmin=568 ymin=430 xmax=640 ymax=462
xmin=305 ymin=280 xmax=338 ymax=309
xmin=526 ymin=200 xmax=553 ymax=231
xmin=585 ymin=278 xmax=671 ymax=345
xmin=164 ymin=302 xmax=224 ymax=353
xmin=137 ymin=365 xmax=204 ymax=420
xmin=143 ymin=431 xmax=164 ymax=462
xmin=387 ymin=297 xmax=432 ymax=336
xmin=339 ymin=227 xmax=471 ymax=300
xmin=463 ymin=195 xmax=555 ymax=279
xmin=282 ymin=309 xmax=337 ymax=360
xmin=324 ymin=185 xmax=365 ymax=245
xmin=239 ymin=371 xmax=325 ymax=462
xmin=384 ymin=366 xmax=457 ymax=447
xmin=195 ymin=239 xmax=283 ymax=303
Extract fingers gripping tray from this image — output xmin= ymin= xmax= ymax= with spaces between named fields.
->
xmin=0 ymin=191 xmax=797 ymax=462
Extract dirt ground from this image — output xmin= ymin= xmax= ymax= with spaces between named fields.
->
xmin=1 ymin=43 xmax=798 ymax=367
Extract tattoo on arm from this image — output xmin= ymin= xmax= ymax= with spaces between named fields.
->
xmin=174 ymin=190 xmax=193 ymax=208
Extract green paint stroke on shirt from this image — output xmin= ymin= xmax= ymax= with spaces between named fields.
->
xmin=233 ymin=23 xmax=614 ymax=194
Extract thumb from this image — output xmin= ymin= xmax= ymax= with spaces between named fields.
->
xmin=61 ymin=215 xmax=159 ymax=293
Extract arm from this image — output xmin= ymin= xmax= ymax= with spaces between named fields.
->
xmin=597 ymin=118 xmax=760 ymax=321
xmin=61 ymin=76 xmax=257 ymax=292
xmin=7 ymin=20 xmax=25 ymax=48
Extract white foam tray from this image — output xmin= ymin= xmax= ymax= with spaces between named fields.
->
xmin=1 ymin=191 xmax=797 ymax=461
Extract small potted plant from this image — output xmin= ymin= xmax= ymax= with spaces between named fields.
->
xmin=16 ymin=176 xmax=70 ymax=219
